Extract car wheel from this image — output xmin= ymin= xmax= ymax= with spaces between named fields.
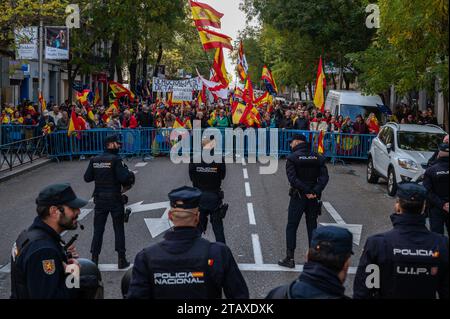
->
xmin=367 ymin=158 xmax=379 ymax=184
xmin=387 ymin=167 xmax=398 ymax=196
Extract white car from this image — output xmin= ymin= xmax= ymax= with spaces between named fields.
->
xmin=367 ymin=123 xmax=446 ymax=196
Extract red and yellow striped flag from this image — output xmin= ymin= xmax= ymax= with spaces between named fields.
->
xmin=313 ymin=56 xmax=326 ymax=113
xmin=38 ymin=92 xmax=46 ymax=114
xmin=318 ymin=130 xmax=325 ymax=155
xmin=197 ymin=28 xmax=233 ymax=51
xmin=212 ymin=48 xmax=229 ymax=87
xmin=190 ymin=1 xmax=223 ymax=29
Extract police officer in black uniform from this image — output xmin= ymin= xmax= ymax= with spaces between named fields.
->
xmin=279 ymin=134 xmax=329 ymax=268
xmin=126 ymin=186 xmax=249 ymax=299
xmin=10 ymin=183 xmax=88 ymax=299
xmin=267 ymin=226 xmax=353 ymax=299
xmin=189 ymin=138 xmax=227 ymax=243
xmin=353 ymin=182 xmax=449 ymax=299
xmin=424 ymin=143 xmax=449 ymax=235
xmin=84 ymin=134 xmax=135 ymax=269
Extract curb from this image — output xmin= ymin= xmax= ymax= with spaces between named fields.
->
xmin=0 ymin=158 xmax=53 ymax=183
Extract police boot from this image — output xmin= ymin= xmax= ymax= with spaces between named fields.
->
xmin=91 ymin=254 xmax=99 ymax=266
xmin=118 ymin=253 xmax=130 ymax=269
xmin=278 ymin=250 xmax=295 ymax=268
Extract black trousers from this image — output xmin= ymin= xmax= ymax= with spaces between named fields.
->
xmin=90 ymin=202 xmax=126 ymax=256
xmin=198 ymin=191 xmax=225 ymax=244
xmin=429 ymin=206 xmax=449 ymax=235
xmin=286 ymin=195 xmax=319 ymax=252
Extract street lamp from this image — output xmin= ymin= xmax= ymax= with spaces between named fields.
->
xmin=38 ymin=0 xmax=44 ymax=108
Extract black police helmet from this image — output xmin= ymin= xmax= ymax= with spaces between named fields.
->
xmin=121 ymin=268 xmax=133 ymax=299
xmin=78 ymin=258 xmax=104 ymax=299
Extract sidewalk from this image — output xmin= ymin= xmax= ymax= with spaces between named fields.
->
xmin=0 ymin=157 xmax=53 ymax=183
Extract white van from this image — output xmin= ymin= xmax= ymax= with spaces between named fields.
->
xmin=325 ymin=90 xmax=385 ymax=121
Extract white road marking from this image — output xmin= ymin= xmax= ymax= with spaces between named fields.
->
xmin=135 ymin=162 xmax=147 ymax=167
xmin=241 ymin=158 xmax=246 ymax=166
xmin=0 ymin=263 xmax=11 ymax=273
xmin=247 ymin=203 xmax=256 ymax=225
xmin=144 ymin=207 xmax=173 ymax=238
xmin=243 ymin=168 xmax=248 ymax=179
xmin=245 ymin=182 xmax=252 ymax=197
xmin=322 ymin=201 xmax=363 ymax=246
xmin=323 ymin=202 xmax=345 ymax=225
xmin=89 ymin=197 xmax=94 ymax=203
xmin=252 ymin=234 xmax=264 ymax=265
xmin=125 ymin=201 xmax=170 ymax=214
xmin=132 ymin=170 xmax=138 ymax=174
xmin=78 ymin=208 xmax=92 ymax=221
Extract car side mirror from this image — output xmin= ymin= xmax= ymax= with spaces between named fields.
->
xmin=386 ymin=143 xmax=392 ymax=153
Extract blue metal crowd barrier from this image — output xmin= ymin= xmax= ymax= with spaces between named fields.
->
xmin=1 ymin=125 xmax=42 ymax=145
xmin=45 ymin=128 xmax=375 ymax=161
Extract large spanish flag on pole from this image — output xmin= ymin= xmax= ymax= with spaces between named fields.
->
xmin=190 ymin=1 xmax=224 ymax=29
xmin=313 ymin=56 xmax=326 ymax=113
xmin=197 ymin=28 xmax=233 ymax=51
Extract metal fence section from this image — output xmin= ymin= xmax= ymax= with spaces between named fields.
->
xmin=1 ymin=125 xmax=42 ymax=145
xmin=46 ymin=129 xmax=375 ymax=161
xmin=0 ymin=135 xmax=48 ymax=172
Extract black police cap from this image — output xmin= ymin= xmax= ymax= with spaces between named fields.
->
xmin=104 ymin=134 xmax=122 ymax=146
xmin=438 ymin=143 xmax=449 ymax=152
xmin=36 ymin=183 xmax=88 ymax=208
xmin=288 ymin=134 xmax=307 ymax=143
xmin=168 ymin=186 xmax=202 ymax=209
xmin=311 ymin=226 xmax=354 ymax=255
xmin=396 ymin=182 xmax=427 ymax=202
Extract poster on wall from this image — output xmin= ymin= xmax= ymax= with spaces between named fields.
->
xmin=14 ymin=27 xmax=38 ymax=60
xmin=45 ymin=27 xmax=69 ymax=60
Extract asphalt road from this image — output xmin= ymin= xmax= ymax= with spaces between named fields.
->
xmin=0 ymin=156 xmax=396 ymax=299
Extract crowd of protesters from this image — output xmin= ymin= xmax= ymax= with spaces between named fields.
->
xmin=0 ymin=96 xmax=441 ymax=140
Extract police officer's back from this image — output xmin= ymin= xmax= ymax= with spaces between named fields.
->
xmin=127 ymin=186 xmax=249 ymax=299
xmin=423 ymin=143 xmax=449 ymax=235
xmin=353 ymin=183 xmax=449 ymax=299
xmin=189 ymin=138 xmax=227 ymax=243
xmin=279 ymin=134 xmax=329 ymax=268
xmin=84 ymin=134 xmax=135 ymax=268
xmin=11 ymin=184 xmax=88 ymax=299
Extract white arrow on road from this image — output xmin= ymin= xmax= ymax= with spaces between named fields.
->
xmin=126 ymin=201 xmax=173 ymax=238
xmin=321 ymin=201 xmax=363 ymax=246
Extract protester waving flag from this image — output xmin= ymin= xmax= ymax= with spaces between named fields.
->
xmin=68 ymin=109 xmax=81 ymax=138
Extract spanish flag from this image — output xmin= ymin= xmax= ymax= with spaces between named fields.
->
xmin=197 ymin=28 xmax=233 ymax=51
xmin=237 ymin=41 xmax=248 ymax=81
xmin=318 ymin=130 xmax=325 ymax=155
xmin=109 ymin=81 xmax=135 ymax=101
xmin=212 ymin=48 xmax=229 ymax=87
xmin=173 ymin=117 xmax=192 ymax=129
xmin=190 ymin=1 xmax=223 ymax=29
xmin=38 ymin=92 xmax=46 ymax=114
xmin=243 ymin=76 xmax=254 ymax=106
xmin=254 ymin=91 xmax=273 ymax=107
xmin=68 ymin=110 xmax=81 ymax=138
xmin=76 ymin=89 xmax=91 ymax=106
xmin=94 ymin=87 xmax=101 ymax=106
xmin=313 ymin=56 xmax=326 ymax=113
xmin=86 ymin=106 xmax=95 ymax=122
xmin=261 ymin=66 xmax=278 ymax=95
xmin=232 ymin=101 xmax=250 ymax=125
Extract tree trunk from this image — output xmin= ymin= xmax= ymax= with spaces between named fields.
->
xmin=331 ymin=73 xmax=337 ymax=90
xmin=142 ymin=45 xmax=149 ymax=80
xmin=129 ymin=40 xmax=139 ymax=93
xmin=108 ymin=34 xmax=120 ymax=82
xmin=153 ymin=42 xmax=163 ymax=77
xmin=307 ymin=82 xmax=313 ymax=101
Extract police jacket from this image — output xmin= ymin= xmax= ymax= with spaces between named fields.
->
xmin=266 ymin=261 xmax=348 ymax=299
xmin=189 ymin=160 xmax=226 ymax=193
xmin=84 ymin=149 xmax=134 ymax=198
xmin=423 ymin=156 xmax=449 ymax=209
xmin=127 ymin=227 xmax=249 ymax=299
xmin=286 ymin=143 xmax=329 ymax=195
xmin=353 ymin=213 xmax=449 ymax=299
xmin=10 ymin=217 xmax=73 ymax=299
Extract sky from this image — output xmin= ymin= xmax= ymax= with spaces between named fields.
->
xmin=199 ymin=0 xmax=248 ymax=81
